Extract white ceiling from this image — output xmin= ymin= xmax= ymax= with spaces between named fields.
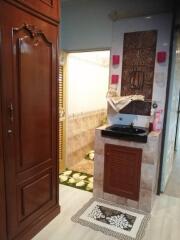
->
xmin=61 ymin=0 xmax=173 ymax=18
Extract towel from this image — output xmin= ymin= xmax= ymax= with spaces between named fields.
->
xmin=107 ymin=88 xmax=145 ymax=112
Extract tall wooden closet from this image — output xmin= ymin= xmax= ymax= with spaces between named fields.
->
xmin=0 ymin=1 xmax=60 ymax=239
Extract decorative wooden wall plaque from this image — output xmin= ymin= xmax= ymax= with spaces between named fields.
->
xmin=120 ymin=30 xmax=157 ymax=116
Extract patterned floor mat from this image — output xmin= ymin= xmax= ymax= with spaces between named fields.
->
xmin=72 ymin=198 xmax=150 ymax=240
xmin=59 ymin=170 xmax=93 ymax=192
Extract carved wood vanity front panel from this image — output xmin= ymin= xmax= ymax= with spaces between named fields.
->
xmin=104 ymin=144 xmax=142 ymax=201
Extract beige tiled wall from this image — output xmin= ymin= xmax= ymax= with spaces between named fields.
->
xmin=66 ymin=109 xmax=107 ymax=168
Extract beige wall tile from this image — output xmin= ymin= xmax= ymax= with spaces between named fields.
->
xmin=93 ymin=180 xmax=104 ymax=199
xmin=103 ymin=192 xmax=118 ymax=202
xmin=94 ymin=138 xmax=104 ymax=155
xmin=66 ymin=110 xmax=107 ymax=169
xmin=142 ymin=150 xmax=156 ymax=164
xmin=127 ymin=199 xmax=139 ymax=209
xmin=140 ymin=163 xmax=155 ymax=190
xmin=94 ymin=154 xmax=104 ymax=182
xmin=139 ymin=189 xmax=152 ymax=212
xmin=116 ymin=196 xmax=127 ymax=205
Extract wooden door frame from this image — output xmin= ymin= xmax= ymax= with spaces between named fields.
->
xmin=59 ymin=52 xmax=67 ymax=172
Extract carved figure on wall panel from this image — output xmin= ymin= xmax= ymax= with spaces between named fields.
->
xmin=120 ymin=30 xmax=157 ymax=116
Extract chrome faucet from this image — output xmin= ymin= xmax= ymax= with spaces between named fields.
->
xmin=129 ymin=122 xmax=134 ymax=128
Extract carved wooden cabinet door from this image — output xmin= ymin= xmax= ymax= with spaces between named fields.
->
xmin=0 ymin=2 xmax=60 ymax=239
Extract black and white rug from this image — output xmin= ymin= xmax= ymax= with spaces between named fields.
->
xmin=72 ymin=198 xmax=150 ymax=240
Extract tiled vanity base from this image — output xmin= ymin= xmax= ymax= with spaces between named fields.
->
xmin=93 ymin=125 xmax=162 ymax=213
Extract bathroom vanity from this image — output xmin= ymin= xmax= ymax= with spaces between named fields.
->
xmin=93 ymin=125 xmax=162 ymax=212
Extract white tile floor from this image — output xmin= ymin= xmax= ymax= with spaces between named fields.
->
xmin=33 ymin=184 xmax=180 ymax=240
xmin=165 ymin=151 xmax=180 ymax=198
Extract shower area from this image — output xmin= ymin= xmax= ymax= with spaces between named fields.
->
xmin=59 ymin=50 xmax=110 ymax=191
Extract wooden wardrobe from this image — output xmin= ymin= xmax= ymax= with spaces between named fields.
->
xmin=0 ymin=1 xmax=60 ymax=239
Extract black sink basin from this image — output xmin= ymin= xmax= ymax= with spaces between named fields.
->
xmin=101 ymin=124 xmax=148 ymax=143
xmin=109 ymin=125 xmax=146 ymax=134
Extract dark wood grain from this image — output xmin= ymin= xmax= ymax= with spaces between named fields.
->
xmin=0 ymin=22 xmax=7 ymax=240
xmin=4 ymin=0 xmax=60 ymax=23
xmin=104 ymin=144 xmax=142 ymax=201
xmin=0 ymin=1 xmax=60 ymax=239
xmin=120 ymin=30 xmax=157 ymax=116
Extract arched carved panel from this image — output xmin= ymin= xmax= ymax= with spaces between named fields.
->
xmin=13 ymin=24 xmax=53 ymax=171
xmin=14 ymin=23 xmax=52 ymax=45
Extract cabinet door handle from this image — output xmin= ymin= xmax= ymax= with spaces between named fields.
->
xmin=7 ymin=129 xmax=13 ymax=134
xmin=8 ymin=103 xmax=14 ymax=122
